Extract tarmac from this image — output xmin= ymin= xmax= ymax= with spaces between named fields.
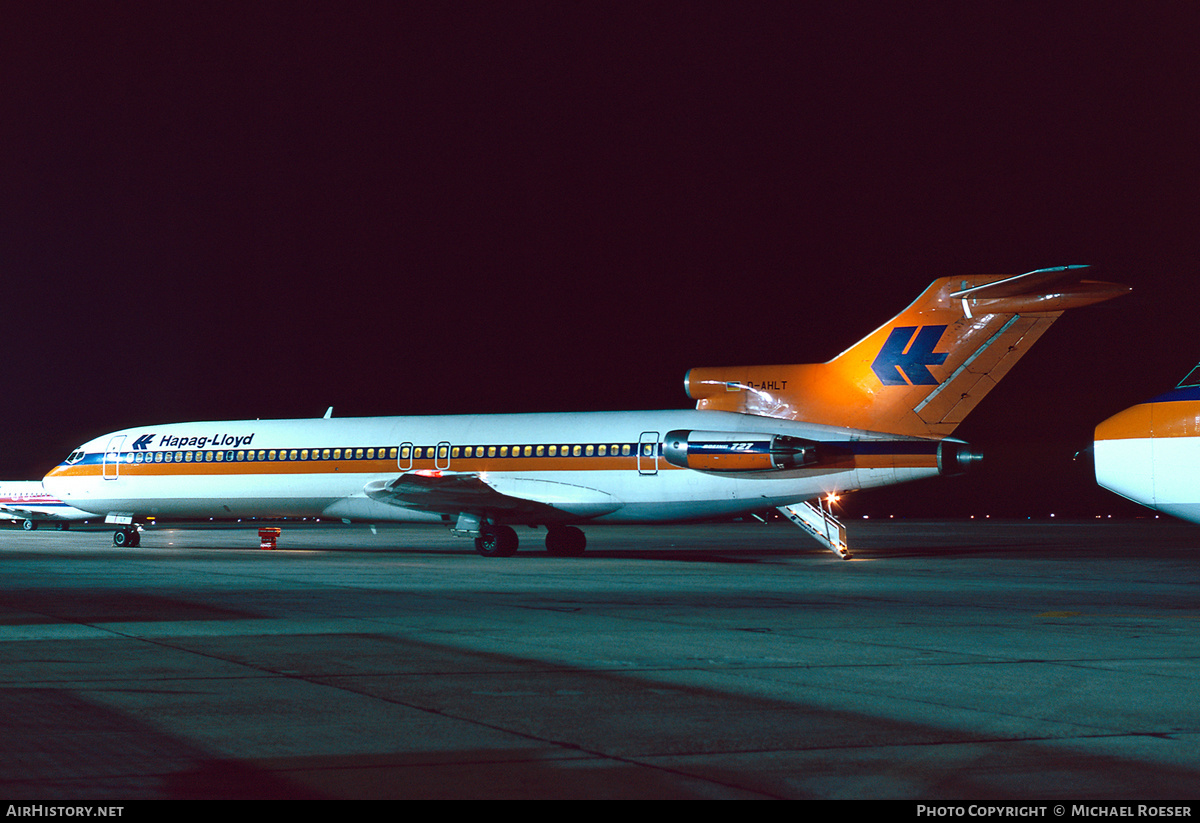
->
xmin=2 ymin=517 xmax=1200 ymax=800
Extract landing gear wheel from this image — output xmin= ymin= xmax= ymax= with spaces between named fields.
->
xmin=474 ymin=524 xmax=519 ymax=557
xmin=21 ymin=519 xmax=37 ymax=531
xmin=545 ymin=525 xmax=586 ymax=557
xmin=113 ymin=529 xmax=141 ymax=548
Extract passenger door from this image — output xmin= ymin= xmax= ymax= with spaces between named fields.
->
xmin=638 ymin=431 xmax=659 ymax=476
xmin=103 ymin=435 xmax=126 ymax=480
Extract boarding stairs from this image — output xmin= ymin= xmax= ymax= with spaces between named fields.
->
xmin=777 ymin=499 xmax=851 ymax=559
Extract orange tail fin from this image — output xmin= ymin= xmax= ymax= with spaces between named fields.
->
xmin=685 ymin=266 xmax=1129 ymax=438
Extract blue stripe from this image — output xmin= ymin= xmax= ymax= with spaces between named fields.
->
xmin=845 ymin=441 xmax=939 ymax=455
xmin=1147 ymin=386 xmax=1200 ymax=404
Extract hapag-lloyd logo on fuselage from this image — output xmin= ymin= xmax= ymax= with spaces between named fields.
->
xmin=132 ymin=433 xmax=256 ymax=450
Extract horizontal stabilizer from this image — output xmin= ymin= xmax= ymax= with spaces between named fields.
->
xmin=948 ymin=265 xmax=1130 ymax=313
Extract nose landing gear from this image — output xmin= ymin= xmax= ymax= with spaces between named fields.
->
xmin=112 ymin=528 xmax=141 ymax=548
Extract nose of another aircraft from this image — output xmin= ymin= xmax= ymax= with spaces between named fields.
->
xmin=1093 ymin=403 xmax=1157 ymax=510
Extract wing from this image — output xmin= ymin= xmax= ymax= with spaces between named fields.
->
xmin=363 ymin=471 xmax=623 ymax=522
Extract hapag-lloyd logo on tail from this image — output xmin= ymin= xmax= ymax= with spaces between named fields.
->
xmin=871 ymin=325 xmax=948 ymax=386
xmin=132 ymin=433 xmax=256 ymax=450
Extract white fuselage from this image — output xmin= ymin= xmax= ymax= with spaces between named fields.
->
xmin=43 ymin=410 xmax=947 ymax=525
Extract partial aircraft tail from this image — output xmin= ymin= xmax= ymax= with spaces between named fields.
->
xmin=685 ymin=266 xmax=1129 ymax=438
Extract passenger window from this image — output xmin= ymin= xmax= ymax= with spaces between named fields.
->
xmin=548 ymin=445 xmax=557 ymax=457
xmin=500 ymin=446 xmax=508 ymax=457
xmin=333 ymin=449 xmax=341 ymax=460
xmin=598 ymin=445 xmax=607 ymax=456
xmin=399 ymin=446 xmax=409 ymax=460
xmin=388 ymin=447 xmax=398 ymax=459
xmin=622 ymin=444 xmax=631 ymax=456
xmin=536 ymin=445 xmax=544 ymax=457
xmin=451 ymin=447 xmax=460 ymax=458
xmin=523 ymin=445 xmax=532 ymax=457
xmin=488 ymin=446 xmax=496 ymax=457
xmin=268 ymin=450 xmax=277 ymax=461
xmin=366 ymin=448 xmax=375 ymax=460
xmin=573 ymin=445 xmax=582 ymax=457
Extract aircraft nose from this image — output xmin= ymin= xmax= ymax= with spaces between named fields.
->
xmin=1092 ymin=404 xmax=1156 ymax=508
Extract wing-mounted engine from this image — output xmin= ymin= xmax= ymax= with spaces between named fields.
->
xmin=663 ymin=430 xmax=819 ymax=473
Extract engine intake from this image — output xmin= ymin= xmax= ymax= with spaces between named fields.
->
xmin=663 ymin=430 xmax=818 ymax=473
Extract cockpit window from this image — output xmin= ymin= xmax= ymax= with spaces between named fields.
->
xmin=1177 ymin=363 xmax=1200 ymax=389
xmin=65 ymin=450 xmax=85 ymax=464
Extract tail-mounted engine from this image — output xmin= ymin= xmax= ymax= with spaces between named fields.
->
xmin=937 ymin=438 xmax=983 ymax=476
xmin=663 ymin=430 xmax=819 ymax=473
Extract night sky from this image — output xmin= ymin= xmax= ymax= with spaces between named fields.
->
xmin=5 ymin=4 xmax=1199 ymax=518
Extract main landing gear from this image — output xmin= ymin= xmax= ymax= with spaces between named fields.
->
xmin=474 ymin=524 xmax=519 ymax=557
xmin=545 ymin=525 xmax=586 ymax=557
xmin=472 ymin=524 xmax=588 ymax=557
xmin=19 ymin=520 xmax=69 ymax=531
xmin=112 ymin=528 xmax=141 ymax=548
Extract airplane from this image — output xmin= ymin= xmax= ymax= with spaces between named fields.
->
xmin=1093 ymin=362 xmax=1200 ymax=523
xmin=43 ymin=265 xmax=1128 ymax=557
xmin=0 ymin=481 xmax=95 ymax=530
